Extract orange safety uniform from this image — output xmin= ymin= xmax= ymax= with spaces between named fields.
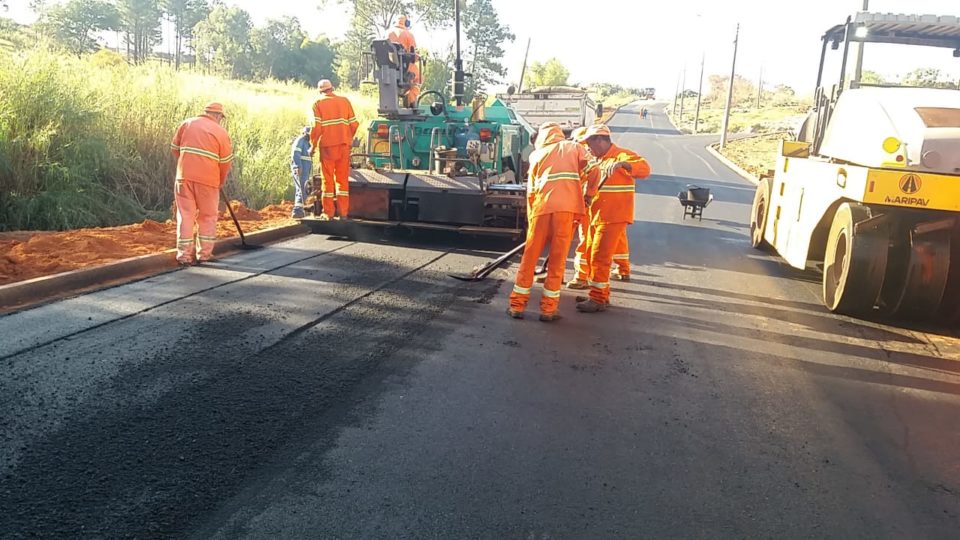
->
xmin=311 ymin=90 xmax=359 ymax=218
xmin=580 ymin=142 xmax=651 ymax=304
xmin=509 ymin=123 xmax=599 ymax=317
xmin=387 ymin=17 xmax=421 ymax=108
xmin=170 ymin=110 xmax=233 ymax=263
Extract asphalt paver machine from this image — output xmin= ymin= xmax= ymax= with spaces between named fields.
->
xmin=302 ymin=1 xmax=533 ymax=240
xmin=750 ymin=12 xmax=960 ymax=321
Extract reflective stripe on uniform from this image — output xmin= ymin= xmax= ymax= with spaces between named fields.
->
xmin=177 ymin=239 xmax=195 ymax=245
xmin=219 ymin=154 xmax=234 ymax=164
xmin=179 ymin=146 xmax=220 ymax=161
xmin=320 ymin=118 xmax=353 ymax=126
xmin=612 ymin=254 xmax=630 ymax=260
xmin=598 ymin=185 xmax=635 ymax=193
xmin=300 ymin=156 xmax=312 ymax=162
xmin=322 ymin=193 xmax=336 ymax=198
xmin=513 ymin=284 xmax=531 ymax=295
xmin=543 ymin=288 xmax=561 ymax=299
xmin=543 ymin=172 xmax=580 ymax=182
xmin=588 ymin=280 xmax=610 ymax=289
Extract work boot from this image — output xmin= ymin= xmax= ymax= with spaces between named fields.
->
xmin=576 ymin=299 xmax=607 ymax=313
xmin=576 ymin=295 xmax=610 ymax=307
xmin=539 ymin=313 xmax=562 ymax=323
xmin=318 ymin=213 xmax=331 ymax=221
xmin=534 ymin=274 xmax=546 ymax=283
xmin=291 ymin=207 xmax=305 ymax=219
xmin=615 ymin=274 xmax=630 ymax=282
xmin=506 ymin=308 xmax=524 ymax=320
xmin=566 ymin=278 xmax=588 ymax=290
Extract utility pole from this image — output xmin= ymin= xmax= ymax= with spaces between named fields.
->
xmin=756 ymin=65 xmax=763 ymax=109
xmin=517 ymin=38 xmax=531 ymax=94
xmin=679 ymin=65 xmax=687 ymax=120
xmin=673 ymin=72 xmax=681 ymax=116
xmin=719 ymin=23 xmax=740 ymax=151
xmin=854 ymin=0 xmax=869 ymax=85
xmin=694 ymin=52 xmax=705 ymax=134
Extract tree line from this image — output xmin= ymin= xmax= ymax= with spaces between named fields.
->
xmin=15 ymin=0 xmax=518 ymax=96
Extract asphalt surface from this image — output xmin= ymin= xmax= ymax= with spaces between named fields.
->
xmin=2 ymin=104 xmax=959 ymax=539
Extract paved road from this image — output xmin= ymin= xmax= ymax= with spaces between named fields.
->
xmin=2 ymin=104 xmax=959 ymax=538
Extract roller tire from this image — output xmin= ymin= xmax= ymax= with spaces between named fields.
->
xmin=822 ymin=203 xmax=888 ymax=314
xmin=890 ymin=229 xmax=951 ymax=320
xmin=750 ymin=178 xmax=772 ymax=250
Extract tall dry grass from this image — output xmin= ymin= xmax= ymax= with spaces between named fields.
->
xmin=0 ymin=47 xmax=376 ymax=231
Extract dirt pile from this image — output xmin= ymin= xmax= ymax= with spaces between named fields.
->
xmin=0 ymin=201 xmax=298 ymax=286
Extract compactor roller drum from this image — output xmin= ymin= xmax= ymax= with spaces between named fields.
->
xmin=880 ymin=226 xmax=952 ymax=319
xmin=750 ymin=178 xmax=771 ymax=250
xmin=822 ymin=203 xmax=888 ymax=314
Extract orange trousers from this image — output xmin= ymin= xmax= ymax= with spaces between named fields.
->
xmin=175 ymin=180 xmax=219 ymax=263
xmin=320 ymin=144 xmax=351 ymax=217
xmin=587 ymin=222 xmax=628 ymax=304
xmin=509 ymin=212 xmax=576 ymax=315
xmin=576 ymin=224 xmax=630 ymax=281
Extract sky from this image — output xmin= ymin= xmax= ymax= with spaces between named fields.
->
xmin=6 ymin=0 xmax=960 ymax=97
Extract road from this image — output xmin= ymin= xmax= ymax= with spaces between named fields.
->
xmin=2 ymin=104 xmax=959 ymax=538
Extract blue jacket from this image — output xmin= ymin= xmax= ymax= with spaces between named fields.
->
xmin=291 ymin=134 xmax=312 ymax=177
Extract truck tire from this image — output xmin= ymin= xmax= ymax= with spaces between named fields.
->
xmin=749 ymin=178 xmax=771 ymax=250
xmin=822 ymin=203 xmax=888 ymax=314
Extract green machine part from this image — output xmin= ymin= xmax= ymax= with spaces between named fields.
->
xmin=365 ymin=99 xmax=532 ymax=178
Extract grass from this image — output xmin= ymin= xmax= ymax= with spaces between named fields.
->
xmin=669 ymin=103 xmax=807 ymax=135
xmin=718 ymin=132 xmax=793 ymax=177
xmin=0 ymin=47 xmax=376 ymax=231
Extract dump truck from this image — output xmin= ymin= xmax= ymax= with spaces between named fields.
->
xmin=301 ymin=1 xmax=533 ymax=239
xmin=750 ymin=12 xmax=960 ymax=322
xmin=496 ymin=86 xmax=600 ymax=134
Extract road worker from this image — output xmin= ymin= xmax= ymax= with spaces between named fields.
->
xmin=387 ymin=15 xmax=421 ymax=108
xmin=290 ymin=126 xmax=312 ymax=219
xmin=574 ymin=124 xmax=651 ymax=313
xmin=170 ymin=102 xmax=233 ymax=266
xmin=508 ymin=122 xmax=599 ymax=322
xmin=310 ymin=79 xmax=359 ymax=220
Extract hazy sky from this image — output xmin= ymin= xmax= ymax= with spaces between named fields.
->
xmin=7 ymin=0 xmax=960 ymax=96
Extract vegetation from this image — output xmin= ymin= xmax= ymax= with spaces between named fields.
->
xmin=0 ymin=47 xmax=376 ymax=231
xmin=669 ymin=75 xmax=810 ymax=135
xmin=718 ymin=133 xmax=793 ymax=178
xmin=526 ymin=58 xmax=570 ymax=88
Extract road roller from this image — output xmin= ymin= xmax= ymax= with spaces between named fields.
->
xmin=750 ymin=12 xmax=960 ymax=321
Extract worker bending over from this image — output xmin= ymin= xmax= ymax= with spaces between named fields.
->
xmin=310 ymin=79 xmax=359 ymax=220
xmin=387 ymin=15 xmax=421 ymax=108
xmin=290 ymin=126 xmax=312 ymax=219
xmin=508 ymin=122 xmax=599 ymax=322
xmin=574 ymin=124 xmax=651 ymax=313
xmin=170 ymin=102 xmax=233 ymax=266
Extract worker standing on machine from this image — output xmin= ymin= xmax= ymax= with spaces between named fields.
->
xmin=574 ymin=124 xmax=651 ymax=313
xmin=290 ymin=126 xmax=312 ymax=219
xmin=508 ymin=122 xmax=599 ymax=322
xmin=387 ymin=15 xmax=421 ymax=108
xmin=310 ymin=79 xmax=359 ymax=220
xmin=170 ymin=102 xmax=233 ymax=266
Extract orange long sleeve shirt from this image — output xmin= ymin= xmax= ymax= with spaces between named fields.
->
xmin=590 ymin=144 xmax=650 ymax=225
xmin=311 ymin=92 xmax=359 ymax=150
xmin=170 ymin=114 xmax=234 ymax=188
xmin=527 ymin=125 xmax=599 ymax=218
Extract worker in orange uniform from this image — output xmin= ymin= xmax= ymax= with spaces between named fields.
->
xmin=508 ymin=122 xmax=599 ymax=322
xmin=170 ymin=102 xmax=233 ymax=266
xmin=567 ymin=126 xmax=593 ymax=287
xmin=387 ymin=15 xmax=421 ymax=108
xmin=574 ymin=124 xmax=651 ymax=313
xmin=310 ymin=79 xmax=359 ymax=220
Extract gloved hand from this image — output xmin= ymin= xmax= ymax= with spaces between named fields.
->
xmin=584 ymin=194 xmax=594 ymax=208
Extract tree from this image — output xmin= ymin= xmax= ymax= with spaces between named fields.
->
xmin=527 ymin=58 xmax=569 ymax=88
xmin=250 ymin=16 xmax=306 ymax=80
xmin=116 ymin=0 xmax=163 ymax=64
xmin=902 ymin=68 xmax=958 ymax=89
xmin=42 ymin=0 xmax=120 ymax=56
xmin=460 ymin=0 xmax=513 ymax=101
xmin=421 ymin=49 xmax=452 ymax=97
xmin=300 ymin=36 xmax=338 ymax=86
xmin=706 ymin=74 xmax=756 ymax=107
xmin=162 ymin=0 xmax=209 ymax=70
xmin=860 ymin=70 xmax=885 ymax=85
xmin=192 ymin=5 xmax=253 ymax=78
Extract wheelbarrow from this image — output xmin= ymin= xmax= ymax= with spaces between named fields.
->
xmin=677 ymin=185 xmax=713 ymax=220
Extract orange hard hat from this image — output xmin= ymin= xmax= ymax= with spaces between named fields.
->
xmin=577 ymin=123 xmax=611 ymax=142
xmin=317 ymin=79 xmax=334 ymax=92
xmin=203 ymin=102 xmax=226 ymax=116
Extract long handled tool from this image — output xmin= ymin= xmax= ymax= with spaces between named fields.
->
xmin=449 ymin=241 xmax=527 ymax=282
xmin=220 ymin=189 xmax=263 ymax=250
